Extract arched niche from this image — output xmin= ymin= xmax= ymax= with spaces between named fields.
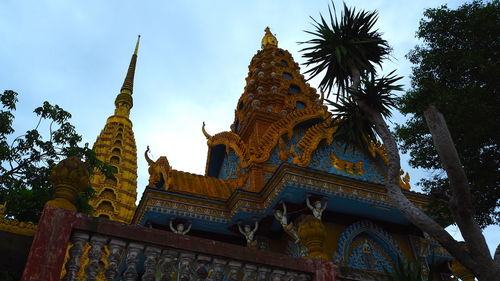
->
xmin=110 ymin=155 xmax=120 ymax=165
xmin=104 ymin=177 xmax=117 ymax=186
xmin=334 ymin=220 xmax=406 ymax=272
xmin=96 ymin=200 xmax=116 ymax=213
xmin=99 ymin=188 xmax=117 ymax=201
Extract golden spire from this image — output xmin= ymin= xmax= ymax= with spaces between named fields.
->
xmin=114 ymin=36 xmax=140 ymax=118
xmin=261 ymin=27 xmax=278 ymax=49
xmin=134 ymin=34 xmax=141 ymax=55
xmin=120 ymin=35 xmax=140 ymax=95
xmin=91 ymin=36 xmax=141 ymax=223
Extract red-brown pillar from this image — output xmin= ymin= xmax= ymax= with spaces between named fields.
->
xmin=21 ymin=206 xmax=76 ymax=281
xmin=305 ymin=258 xmax=339 ymax=281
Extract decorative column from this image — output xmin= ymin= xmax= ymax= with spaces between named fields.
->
xmin=297 ymin=215 xmax=328 ymax=260
xmin=142 ymin=246 xmax=161 ymax=281
xmin=243 ymin=264 xmax=257 ymax=281
xmin=210 ymin=258 xmax=227 ymax=281
xmin=123 ymin=242 xmax=144 ymax=281
xmin=84 ymin=235 xmax=108 ymax=281
xmin=178 ymin=252 xmax=195 ymax=281
xmin=159 ymin=249 xmax=178 ymax=281
xmin=194 ymin=255 xmax=212 ymax=280
xmin=105 ymin=238 xmax=126 ymax=281
xmin=227 ymin=261 xmax=243 ymax=281
xmin=257 ymin=267 xmax=270 ymax=281
xmin=271 ymin=269 xmax=285 ymax=281
xmin=46 ymin=156 xmax=90 ymax=211
xmin=62 ymin=232 xmax=89 ymax=281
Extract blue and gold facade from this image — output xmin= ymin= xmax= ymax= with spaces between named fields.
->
xmin=130 ymin=28 xmax=445 ymax=280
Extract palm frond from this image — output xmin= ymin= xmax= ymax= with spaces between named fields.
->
xmin=300 ymin=2 xmax=391 ymax=99
xmin=327 ymin=97 xmax=376 ymax=155
xmin=327 ymin=71 xmax=402 ymax=154
xmin=350 ymin=70 xmax=403 ymax=118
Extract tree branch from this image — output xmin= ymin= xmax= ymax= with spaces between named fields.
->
xmin=423 ymin=105 xmax=497 ymax=277
xmin=357 ymin=101 xmax=479 ymax=273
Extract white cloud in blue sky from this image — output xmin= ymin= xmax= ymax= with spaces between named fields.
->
xmin=1 ymin=0 xmax=497 ymax=252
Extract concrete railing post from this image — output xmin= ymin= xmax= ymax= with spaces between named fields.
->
xmin=21 ymin=157 xmax=90 ymax=281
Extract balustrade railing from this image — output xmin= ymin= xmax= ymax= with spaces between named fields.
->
xmin=21 ymin=207 xmax=337 ymax=281
xmin=61 ymin=230 xmax=312 ymax=281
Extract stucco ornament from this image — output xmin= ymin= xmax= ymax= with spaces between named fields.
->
xmin=274 ymin=202 xmax=300 ymax=243
xmin=306 ymin=194 xmax=327 ymax=220
xmin=145 ymin=146 xmax=172 ymax=189
xmin=298 ymin=215 xmax=328 ymax=260
xmin=238 ymin=219 xmax=259 ymax=248
xmin=46 ymin=156 xmax=90 ymax=211
xmin=170 ymin=219 xmax=192 ymax=235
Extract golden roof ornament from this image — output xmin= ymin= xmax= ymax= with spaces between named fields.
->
xmin=134 ymin=34 xmax=141 ymax=55
xmin=202 ymin=122 xmax=212 ymax=140
xmin=120 ymin=35 xmax=140 ymax=95
xmin=261 ymin=27 xmax=278 ymax=49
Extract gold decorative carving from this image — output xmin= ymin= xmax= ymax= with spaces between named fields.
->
xmin=0 ymin=202 xmax=37 ymax=236
xmin=261 ymin=27 xmax=278 ymax=48
xmin=207 ymin=106 xmax=328 ymax=169
xmin=329 ymin=153 xmax=364 ymax=175
xmin=145 ymin=146 xmax=172 ymax=189
xmin=0 ymin=217 xmax=37 ymax=236
xmin=291 ymin=119 xmax=336 ymax=167
xmin=46 ymin=156 xmax=90 ymax=211
xmin=368 ymin=140 xmax=412 ymax=190
xmin=202 ymin=121 xmax=212 ymax=139
xmin=297 ymin=215 xmax=328 ymax=260
xmin=399 ymin=170 xmax=411 ymax=190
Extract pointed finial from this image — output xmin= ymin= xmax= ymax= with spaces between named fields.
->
xmin=134 ymin=35 xmax=141 ymax=55
xmin=261 ymin=27 xmax=278 ymax=49
xmin=120 ymin=36 xmax=140 ymax=95
xmin=202 ymin=122 xmax=212 ymax=139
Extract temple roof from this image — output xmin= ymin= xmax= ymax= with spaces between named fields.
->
xmin=136 ymin=28 xmax=417 ymax=235
xmin=167 ymin=169 xmax=240 ymax=200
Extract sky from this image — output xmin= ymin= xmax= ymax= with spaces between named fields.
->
xmin=1 ymin=0 xmax=497 ymax=254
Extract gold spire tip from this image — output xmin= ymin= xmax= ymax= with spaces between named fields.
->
xmin=134 ymin=35 xmax=141 ymax=55
xmin=261 ymin=27 xmax=278 ymax=49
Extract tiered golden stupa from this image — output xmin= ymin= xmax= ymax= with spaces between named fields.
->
xmin=89 ymin=36 xmax=141 ymax=223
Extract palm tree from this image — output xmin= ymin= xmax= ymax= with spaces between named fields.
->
xmin=300 ymin=3 xmax=499 ymax=280
xmin=301 ymin=3 xmax=389 ymax=96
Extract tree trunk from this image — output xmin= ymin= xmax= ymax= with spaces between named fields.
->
xmin=347 ymin=67 xmax=500 ymax=278
xmin=356 ymin=101 xmax=482 ymax=276
xmin=423 ymin=105 xmax=499 ymax=280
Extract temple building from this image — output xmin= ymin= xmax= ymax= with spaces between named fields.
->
xmin=4 ymin=28 xmax=465 ymax=281
xmin=80 ymin=28 xmax=453 ymax=280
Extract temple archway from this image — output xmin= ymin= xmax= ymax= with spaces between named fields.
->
xmin=335 ymin=220 xmax=405 ymax=272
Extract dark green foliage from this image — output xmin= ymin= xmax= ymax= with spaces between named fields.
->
xmin=395 ymin=0 xmax=500 ymax=227
xmin=0 ymin=269 xmax=19 ymax=281
xmin=300 ymin=2 xmax=390 ymax=98
xmin=0 ymin=90 xmax=114 ymax=223
xmin=327 ymin=72 xmax=403 ymax=153
xmin=384 ymin=255 xmax=435 ymax=281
